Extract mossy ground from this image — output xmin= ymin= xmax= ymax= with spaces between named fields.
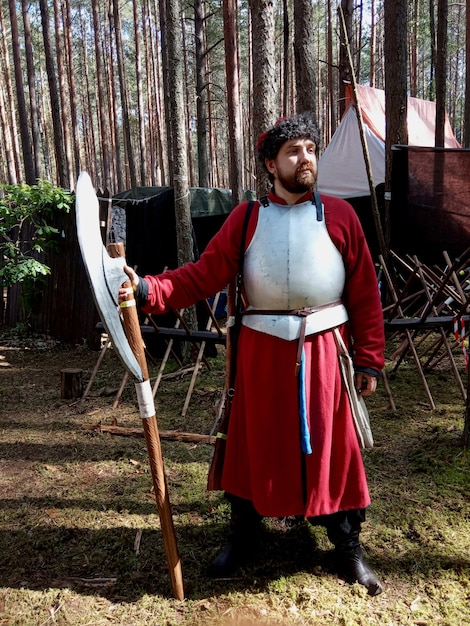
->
xmin=0 ymin=328 xmax=469 ymax=625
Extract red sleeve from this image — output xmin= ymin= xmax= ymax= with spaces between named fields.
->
xmin=322 ymin=194 xmax=385 ymax=372
xmin=141 ymin=201 xmax=258 ymax=315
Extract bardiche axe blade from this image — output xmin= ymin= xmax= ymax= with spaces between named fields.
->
xmin=75 ymin=171 xmax=144 ymax=382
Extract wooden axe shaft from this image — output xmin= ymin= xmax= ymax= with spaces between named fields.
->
xmin=108 ymin=243 xmax=184 ymax=601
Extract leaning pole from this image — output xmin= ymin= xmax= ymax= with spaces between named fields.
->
xmin=75 ymin=172 xmax=184 ymax=600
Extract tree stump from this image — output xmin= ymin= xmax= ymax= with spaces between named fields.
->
xmin=61 ymin=368 xmax=83 ymax=399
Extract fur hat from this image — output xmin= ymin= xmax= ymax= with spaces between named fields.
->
xmin=256 ymin=112 xmax=320 ymax=166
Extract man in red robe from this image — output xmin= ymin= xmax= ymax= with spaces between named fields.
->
xmin=121 ymin=113 xmax=385 ymax=596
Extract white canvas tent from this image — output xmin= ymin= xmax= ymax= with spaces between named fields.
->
xmin=317 ymin=84 xmax=461 ymax=199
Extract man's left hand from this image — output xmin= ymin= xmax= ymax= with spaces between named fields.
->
xmin=354 ymin=373 xmax=377 ymax=397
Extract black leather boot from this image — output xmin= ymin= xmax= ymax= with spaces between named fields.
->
xmin=324 ymin=510 xmax=383 ymax=596
xmin=332 ymin=535 xmax=383 ymax=596
xmin=207 ymin=495 xmax=262 ymax=577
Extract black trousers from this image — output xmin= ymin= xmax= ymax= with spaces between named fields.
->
xmin=226 ymin=493 xmax=366 ymax=542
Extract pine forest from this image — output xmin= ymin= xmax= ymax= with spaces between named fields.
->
xmin=0 ymin=0 xmax=468 ymax=196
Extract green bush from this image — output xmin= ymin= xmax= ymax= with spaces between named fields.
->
xmin=0 ymin=179 xmax=73 ymax=287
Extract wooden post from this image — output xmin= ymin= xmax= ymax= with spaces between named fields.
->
xmin=60 ymin=368 xmax=83 ymax=399
xmin=107 ymin=243 xmax=184 ymax=601
xmin=338 ymin=5 xmax=388 ymax=264
xmin=81 ymin=340 xmax=112 ymax=401
xmin=463 ymin=364 xmax=470 ymax=447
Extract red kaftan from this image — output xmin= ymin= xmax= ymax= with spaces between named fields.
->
xmin=141 ymin=189 xmax=385 ymax=518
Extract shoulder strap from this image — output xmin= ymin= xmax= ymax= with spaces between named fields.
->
xmin=238 ymin=200 xmax=255 ymax=279
xmin=313 ymin=190 xmax=323 ymax=221
xmin=229 ymin=200 xmax=255 ymax=384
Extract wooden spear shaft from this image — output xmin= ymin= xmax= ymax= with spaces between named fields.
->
xmin=337 ymin=5 xmax=388 ymax=263
xmin=108 ymin=243 xmax=184 ymax=601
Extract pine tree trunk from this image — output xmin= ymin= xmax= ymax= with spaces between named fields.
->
xmin=21 ymin=0 xmax=42 ymax=180
xmin=148 ymin=0 xmax=166 ymax=185
xmin=282 ymin=0 xmax=290 ymax=117
xmin=53 ymin=0 xmax=73 ymax=189
xmin=224 ymin=0 xmax=244 ymax=207
xmin=0 ymin=1 xmax=21 ymax=181
xmin=194 ymin=0 xmax=209 ymax=188
xmin=338 ymin=0 xmax=353 ymax=118
xmin=39 ymin=0 xmax=67 ymax=188
xmin=165 ymin=0 xmax=197 ymax=344
xmin=91 ymin=0 xmax=112 ymax=190
xmin=63 ymin=0 xmax=81 ymax=182
xmin=409 ymin=0 xmax=419 ymax=96
xmin=181 ymin=11 xmax=195 ymax=187
xmin=80 ymin=13 xmax=98 ymax=184
xmin=0 ymin=82 xmax=17 ymax=183
xmin=450 ymin=5 xmax=462 ymax=126
xmin=356 ymin=3 xmax=363 ymax=79
xmin=164 ymin=0 xmax=193 ymax=265
xmin=327 ymin=0 xmax=336 ymax=137
xmin=143 ymin=0 xmax=157 ymax=185
xmin=207 ymin=73 xmax=217 ymax=186
xmin=435 ymin=0 xmax=447 ymax=148
xmin=159 ymin=0 xmax=174 ymax=185
xmin=8 ymin=0 xmax=35 ymax=184
xmin=113 ymin=0 xmax=137 ymax=191
xmin=429 ymin=0 xmax=436 ymax=100
xmin=464 ymin=0 xmax=470 ymax=147
xmin=107 ymin=0 xmax=123 ymax=191
xmin=133 ymin=0 xmax=148 ymax=186
xmin=249 ymin=0 xmax=276 ymax=198
xmin=293 ymin=0 xmax=317 ymax=115
xmin=384 ymin=0 xmax=408 ymax=246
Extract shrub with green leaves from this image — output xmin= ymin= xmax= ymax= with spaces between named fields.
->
xmin=0 ymin=179 xmax=73 ymax=287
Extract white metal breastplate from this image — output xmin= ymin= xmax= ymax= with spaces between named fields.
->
xmin=242 ymin=198 xmax=348 ymax=340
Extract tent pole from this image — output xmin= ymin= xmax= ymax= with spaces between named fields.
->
xmin=337 ymin=6 xmax=388 ymax=264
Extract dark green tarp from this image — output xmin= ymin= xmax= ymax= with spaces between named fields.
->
xmin=113 ymin=186 xmax=255 ymax=219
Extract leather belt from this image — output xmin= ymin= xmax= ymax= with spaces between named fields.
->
xmin=242 ymin=299 xmax=344 ymax=375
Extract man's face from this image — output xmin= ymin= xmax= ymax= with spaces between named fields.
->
xmin=265 ymin=137 xmax=317 ymax=194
